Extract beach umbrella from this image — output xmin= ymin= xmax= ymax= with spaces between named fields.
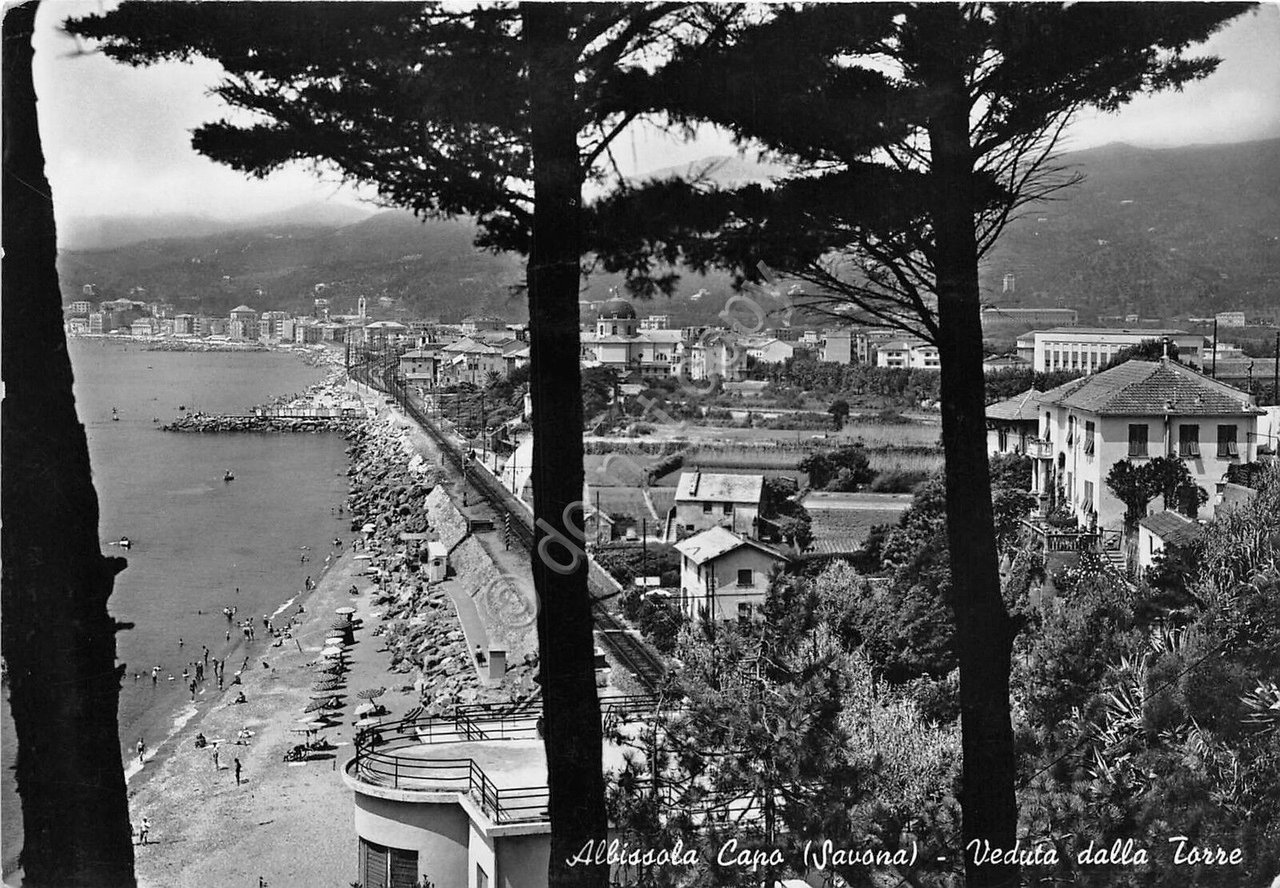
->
xmin=321 ymin=646 xmax=345 ymax=658
xmin=310 ymin=689 xmax=343 ymax=700
xmin=312 ymin=679 xmax=344 ymax=692
xmin=324 ymin=636 xmax=347 ymax=646
xmin=356 ymin=687 xmax=386 ymax=702
xmin=304 ymin=699 xmax=331 ymax=713
xmin=316 ymin=662 xmax=346 ymax=675
xmin=335 ymin=607 xmax=356 ymax=616
xmin=354 ymin=717 xmax=382 ymax=728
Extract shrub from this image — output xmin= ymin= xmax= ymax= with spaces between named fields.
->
xmin=869 ymin=469 xmax=930 ymax=493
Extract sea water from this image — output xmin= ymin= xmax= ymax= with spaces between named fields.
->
xmin=1 ymin=341 xmax=351 ymax=879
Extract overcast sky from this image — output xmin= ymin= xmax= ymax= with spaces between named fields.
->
xmin=32 ymin=1 xmax=1280 ymax=224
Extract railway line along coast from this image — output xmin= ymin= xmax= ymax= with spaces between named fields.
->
xmin=349 ymin=361 xmax=669 ymax=693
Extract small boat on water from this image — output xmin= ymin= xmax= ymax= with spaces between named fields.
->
xmin=224 ymin=470 xmax=235 ymax=482
xmin=112 ymin=536 xmax=132 ymax=550
xmin=112 ymin=407 xmax=120 ymax=422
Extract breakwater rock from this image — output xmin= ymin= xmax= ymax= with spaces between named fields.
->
xmin=344 ymin=419 xmax=537 ymax=712
xmin=163 ymin=413 xmax=361 ymax=433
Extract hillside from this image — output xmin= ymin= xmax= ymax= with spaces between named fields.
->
xmin=980 ymin=138 xmax=1280 ymax=320
xmin=58 ymin=139 xmax=1280 ymax=324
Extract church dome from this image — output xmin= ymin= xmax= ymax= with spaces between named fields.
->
xmin=598 ymin=298 xmax=637 ymax=320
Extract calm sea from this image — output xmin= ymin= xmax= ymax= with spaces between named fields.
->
xmin=1 ymin=341 xmax=351 ymax=880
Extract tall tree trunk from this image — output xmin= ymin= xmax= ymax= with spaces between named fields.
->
xmin=921 ymin=12 xmax=1019 ymax=888
xmin=2 ymin=4 xmax=137 ymax=886
xmin=523 ymin=4 xmax=608 ymax=886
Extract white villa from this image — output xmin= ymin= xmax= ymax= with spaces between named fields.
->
xmin=1028 ymin=358 xmax=1264 ymax=531
xmin=673 ymin=526 xmax=791 ymax=623
xmin=580 ymin=298 xmax=684 ymax=377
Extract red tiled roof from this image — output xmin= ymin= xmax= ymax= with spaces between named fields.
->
xmin=1046 ymin=359 xmax=1261 ymax=417
xmin=1138 ymin=510 xmax=1204 ymax=547
xmin=986 ymin=388 xmax=1046 ymax=422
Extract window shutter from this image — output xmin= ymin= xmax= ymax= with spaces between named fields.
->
xmin=360 ymin=839 xmax=389 ymax=888
xmin=390 ymin=849 xmax=418 ymax=888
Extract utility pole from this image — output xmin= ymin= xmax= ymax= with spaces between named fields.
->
xmin=1211 ymin=319 xmax=1218 ymax=378
xmin=642 ymin=518 xmax=648 ymax=586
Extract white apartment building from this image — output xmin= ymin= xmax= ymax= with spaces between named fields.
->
xmin=875 ymin=339 xmax=940 ymax=370
xmin=1016 ymin=327 xmax=1205 ymax=374
xmin=1029 ymin=358 xmax=1263 ymax=531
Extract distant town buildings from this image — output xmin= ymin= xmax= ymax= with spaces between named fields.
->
xmin=819 ymin=330 xmax=852 ymax=364
xmin=1214 ymin=310 xmax=1247 ymax=328
xmin=980 ymin=306 xmax=1078 ymax=330
xmin=580 ymin=299 xmax=684 ymax=377
xmin=742 ymin=336 xmax=795 ymax=364
xmin=228 ymin=304 xmax=259 ymax=341
xmin=983 ymin=353 xmax=1031 ymax=374
xmin=1016 ymin=327 xmax=1205 ymax=374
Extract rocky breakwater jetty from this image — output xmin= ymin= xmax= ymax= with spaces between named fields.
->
xmin=164 ymin=369 xmax=365 ymax=432
xmin=163 ymin=412 xmax=361 ymax=432
xmin=345 ymin=421 xmax=537 ymax=714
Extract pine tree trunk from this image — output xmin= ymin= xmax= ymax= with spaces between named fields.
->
xmin=2 ymin=4 xmax=137 ymax=886
xmin=922 ymin=16 xmax=1020 ymax=888
xmin=523 ymin=4 xmax=608 ymax=886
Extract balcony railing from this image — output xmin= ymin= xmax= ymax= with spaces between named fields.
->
xmin=349 ymin=695 xmax=669 ymax=823
xmin=1025 ymin=438 xmax=1052 ymax=459
xmin=1022 ymin=519 xmax=1099 ymax=552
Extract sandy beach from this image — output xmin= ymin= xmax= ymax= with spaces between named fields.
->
xmin=115 ymin=384 xmax=539 ymax=888
xmin=120 ymin=543 xmax=401 ymax=888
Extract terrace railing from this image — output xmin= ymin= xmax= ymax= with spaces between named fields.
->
xmin=1022 ymin=519 xmax=1100 ymax=552
xmin=351 ymin=696 xmax=676 ymax=822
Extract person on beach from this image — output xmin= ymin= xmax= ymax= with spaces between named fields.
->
xmin=136 ymin=737 xmax=146 ymax=764
xmin=178 ymin=637 xmax=184 ymax=649
xmin=226 ymin=629 xmax=232 ymax=642
xmin=138 ymin=817 xmax=150 ymax=845
xmin=212 ymin=745 xmax=220 ymax=770
xmin=189 ymin=680 xmax=197 ymax=701
xmin=151 ymin=667 xmax=159 ymax=685
xmin=234 ymin=758 xmax=243 ymax=785
xmin=203 ymin=645 xmax=209 ymax=666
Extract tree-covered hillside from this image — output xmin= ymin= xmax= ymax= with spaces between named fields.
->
xmin=60 ymin=138 xmax=1279 ymax=324
xmin=981 ymin=138 xmax=1280 ymax=320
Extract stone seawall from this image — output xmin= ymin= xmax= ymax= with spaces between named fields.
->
xmin=344 ymin=418 xmax=536 ymax=713
xmin=162 ymin=414 xmax=362 ymax=433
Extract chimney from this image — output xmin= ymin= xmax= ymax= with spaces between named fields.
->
xmin=689 ymin=471 xmax=700 ymax=497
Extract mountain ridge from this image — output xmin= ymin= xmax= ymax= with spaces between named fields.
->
xmin=58 ymin=137 xmax=1279 ymax=324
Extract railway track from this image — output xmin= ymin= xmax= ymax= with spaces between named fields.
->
xmin=355 ymin=364 xmax=667 ymax=691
